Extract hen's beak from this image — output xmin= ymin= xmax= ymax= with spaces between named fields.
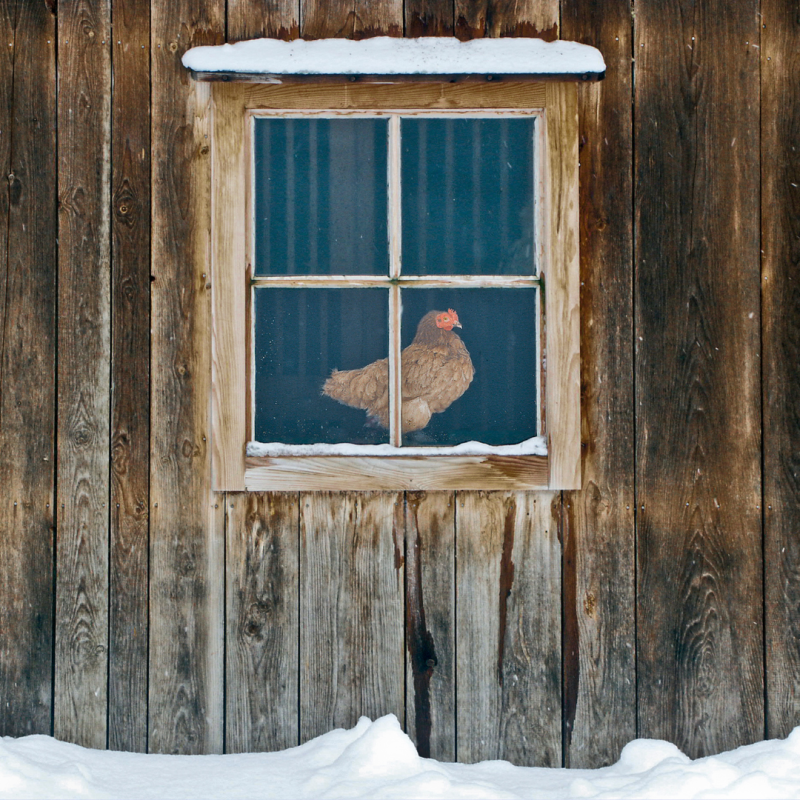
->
xmin=454 ymin=320 xmax=462 ymax=328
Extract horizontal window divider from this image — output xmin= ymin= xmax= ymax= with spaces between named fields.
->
xmin=250 ymin=275 xmax=543 ymax=288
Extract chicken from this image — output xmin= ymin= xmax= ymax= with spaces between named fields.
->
xmin=322 ymin=308 xmax=475 ymax=433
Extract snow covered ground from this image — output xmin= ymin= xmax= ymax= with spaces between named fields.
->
xmin=2 ymin=715 xmax=800 ymax=799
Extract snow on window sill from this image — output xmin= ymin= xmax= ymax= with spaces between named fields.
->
xmin=247 ymin=436 xmax=547 ymax=458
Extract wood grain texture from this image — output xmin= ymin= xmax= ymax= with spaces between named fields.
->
xmin=560 ymin=0 xmax=636 ymax=768
xmin=149 ymin=1 xmax=225 ymax=754
xmin=108 ymin=0 xmax=151 ymax=753
xmin=405 ymin=0 xmax=454 ymax=37
xmin=243 ymin=81 xmax=546 ymax=109
xmin=454 ymin=0 xmax=558 ymax=40
xmin=301 ymin=0 xmax=402 ymax=40
xmin=405 ymin=492 xmax=455 ymax=760
xmin=456 ymin=491 xmax=561 ymax=766
xmin=299 ymin=492 xmax=404 ymax=742
xmin=245 ymin=455 xmax=548 ymax=491
xmin=635 ymin=0 xmax=764 ymax=757
xmin=55 ymin=0 xmax=111 ymax=749
xmin=226 ymin=493 xmax=299 ymax=752
xmin=227 ymin=0 xmax=299 ymax=42
xmin=762 ymin=0 xmax=800 ymax=741
xmin=0 ymin=0 xmax=57 ymax=738
xmin=210 ymin=83 xmax=247 ymax=491
xmin=545 ymin=81 xmax=581 ymax=490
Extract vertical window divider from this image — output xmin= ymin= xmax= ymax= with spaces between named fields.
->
xmin=388 ymin=115 xmax=402 ymax=447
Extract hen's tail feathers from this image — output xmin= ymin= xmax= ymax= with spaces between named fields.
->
xmin=322 ymin=362 xmax=390 ymax=427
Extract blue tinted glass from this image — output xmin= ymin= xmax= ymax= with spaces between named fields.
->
xmin=254 ymin=118 xmax=389 ymax=275
xmin=254 ymin=288 xmax=389 ymax=444
xmin=401 ymin=118 xmax=536 ymax=275
xmin=399 ymin=289 xmax=538 ymax=445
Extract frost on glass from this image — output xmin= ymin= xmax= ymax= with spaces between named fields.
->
xmin=399 ymin=289 xmax=538 ymax=446
xmin=401 ymin=117 xmax=536 ymax=276
xmin=253 ymin=118 xmax=389 ymax=276
xmin=254 ymin=288 xmax=389 ymax=444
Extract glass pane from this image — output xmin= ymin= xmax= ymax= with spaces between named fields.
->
xmin=254 ymin=288 xmax=389 ymax=444
xmin=399 ymin=289 xmax=538 ymax=446
xmin=254 ymin=118 xmax=389 ymax=275
xmin=401 ymin=117 xmax=536 ymax=275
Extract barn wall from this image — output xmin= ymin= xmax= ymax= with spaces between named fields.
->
xmin=0 ymin=0 xmax=798 ymax=766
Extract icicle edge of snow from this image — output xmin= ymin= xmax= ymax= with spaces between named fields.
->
xmin=182 ymin=36 xmax=605 ymax=77
xmin=247 ymin=435 xmax=547 ymax=457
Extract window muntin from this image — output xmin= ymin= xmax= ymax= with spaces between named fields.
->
xmin=249 ymin=111 xmax=543 ymax=450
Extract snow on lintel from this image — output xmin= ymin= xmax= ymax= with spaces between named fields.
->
xmin=182 ymin=36 xmax=605 ymax=82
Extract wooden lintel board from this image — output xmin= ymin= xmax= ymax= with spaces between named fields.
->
xmin=210 ymin=80 xmax=580 ymax=492
xmin=193 ymin=71 xmax=604 ymax=85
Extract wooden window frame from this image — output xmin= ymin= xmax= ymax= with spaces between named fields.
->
xmin=209 ymin=81 xmax=580 ymax=492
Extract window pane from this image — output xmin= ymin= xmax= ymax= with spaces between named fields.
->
xmin=399 ymin=289 xmax=538 ymax=445
xmin=254 ymin=288 xmax=389 ymax=444
xmin=254 ymin=118 xmax=389 ymax=276
xmin=401 ymin=118 xmax=536 ymax=275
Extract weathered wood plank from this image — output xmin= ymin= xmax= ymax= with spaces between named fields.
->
xmin=0 ymin=0 xmax=57 ymax=738
xmin=762 ymin=0 xmax=800 ymax=741
xmin=108 ymin=0 xmax=151 ymax=753
xmin=242 ymin=81 xmax=546 ymax=109
xmin=55 ymin=0 xmax=111 ymax=749
xmin=635 ymin=0 xmax=764 ymax=757
xmin=226 ymin=493 xmax=299 ymax=752
xmin=245 ymin=455 xmax=548 ymax=491
xmin=227 ymin=0 xmax=299 ymax=42
xmin=301 ymin=0 xmax=402 ymax=40
xmin=300 ymin=492 xmax=404 ymax=742
xmin=545 ymin=81 xmax=581 ymax=490
xmin=454 ymin=0 xmax=558 ymax=40
xmin=210 ymin=83 xmax=247 ymax=491
xmin=456 ymin=491 xmax=561 ymax=766
xmin=560 ymin=0 xmax=636 ymax=768
xmin=405 ymin=0 xmax=454 ymax=37
xmin=149 ymin=1 xmax=225 ymax=754
xmin=405 ymin=492 xmax=455 ymax=761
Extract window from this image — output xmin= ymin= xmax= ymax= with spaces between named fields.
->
xmin=209 ymin=81 xmax=580 ymax=492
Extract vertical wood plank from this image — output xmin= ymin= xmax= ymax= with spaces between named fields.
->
xmin=226 ymin=493 xmax=299 ymax=752
xmin=55 ymin=0 xmax=112 ymax=749
xmin=109 ymin=0 xmax=151 ymax=753
xmin=405 ymin=492 xmax=455 ymax=761
xmin=227 ymin=0 xmax=299 ymax=42
xmin=210 ymin=83 xmax=246 ymax=491
xmin=405 ymin=0 xmax=454 ymax=37
xmin=456 ymin=491 xmax=561 ymax=766
xmin=545 ymin=81 xmax=581 ymax=491
xmin=762 ymin=0 xmax=800 ymax=741
xmin=0 ymin=0 xmax=57 ymax=738
xmin=300 ymin=492 xmax=404 ymax=742
xmin=635 ymin=0 xmax=764 ymax=757
xmin=454 ymin=0 xmax=558 ymax=40
xmin=560 ymin=0 xmax=636 ymax=768
xmin=149 ymin=2 xmax=225 ymax=754
xmin=301 ymin=0 xmax=402 ymax=40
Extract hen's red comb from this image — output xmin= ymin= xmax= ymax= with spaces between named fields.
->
xmin=448 ymin=308 xmax=458 ymax=319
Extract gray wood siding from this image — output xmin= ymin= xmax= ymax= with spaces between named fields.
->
xmin=0 ymin=0 xmax=798 ymax=767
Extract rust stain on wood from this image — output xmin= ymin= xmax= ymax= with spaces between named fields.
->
xmin=405 ymin=493 xmax=437 ymax=758
xmin=561 ymin=495 xmax=579 ymax=750
xmin=497 ymin=497 xmax=516 ymax=685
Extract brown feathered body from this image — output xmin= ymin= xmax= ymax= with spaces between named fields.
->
xmin=322 ymin=310 xmax=475 ymax=432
